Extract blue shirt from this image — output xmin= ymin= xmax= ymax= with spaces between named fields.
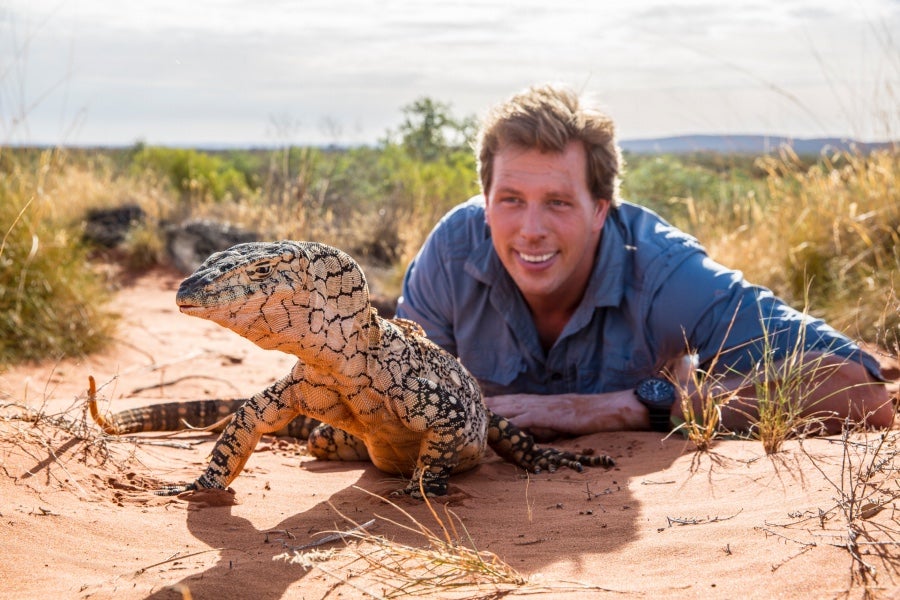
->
xmin=396 ymin=196 xmax=882 ymax=396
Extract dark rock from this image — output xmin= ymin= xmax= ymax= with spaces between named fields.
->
xmin=83 ymin=204 xmax=146 ymax=247
xmin=164 ymin=218 xmax=261 ymax=274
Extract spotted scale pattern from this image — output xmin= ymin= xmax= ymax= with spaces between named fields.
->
xmin=103 ymin=241 xmax=613 ymax=498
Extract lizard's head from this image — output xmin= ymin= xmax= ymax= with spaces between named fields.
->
xmin=176 ymin=241 xmax=370 ymax=354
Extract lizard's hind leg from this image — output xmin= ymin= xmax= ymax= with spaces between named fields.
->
xmin=307 ymin=423 xmax=370 ymax=462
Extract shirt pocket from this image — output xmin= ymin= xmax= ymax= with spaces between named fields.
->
xmin=600 ymin=349 xmax=657 ymax=390
xmin=574 ymin=368 xmax=603 ymax=393
xmin=458 ymin=349 xmax=525 ymax=396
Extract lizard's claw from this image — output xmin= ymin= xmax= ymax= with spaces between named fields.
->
xmin=520 ymin=447 xmax=615 ymax=474
xmin=487 ymin=412 xmax=615 ymax=475
xmin=155 ymin=482 xmax=199 ymax=496
xmin=391 ymin=468 xmax=451 ymax=499
xmin=395 ymin=480 xmax=448 ymax=499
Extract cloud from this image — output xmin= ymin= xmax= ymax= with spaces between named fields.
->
xmin=2 ymin=0 xmax=898 ymax=145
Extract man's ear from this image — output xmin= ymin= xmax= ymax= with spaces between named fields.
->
xmin=592 ymin=199 xmax=611 ymax=232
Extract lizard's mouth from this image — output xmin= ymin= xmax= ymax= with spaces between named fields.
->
xmin=177 ymin=300 xmax=202 ymax=314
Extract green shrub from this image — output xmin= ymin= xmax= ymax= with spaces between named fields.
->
xmin=0 ymin=151 xmax=115 ymax=365
xmin=130 ymin=145 xmax=252 ymax=202
xmin=622 ymin=154 xmax=767 ymax=234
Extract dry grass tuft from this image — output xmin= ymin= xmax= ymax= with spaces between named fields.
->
xmin=669 ymin=323 xmax=742 ymax=452
xmin=0 ymin=373 xmax=170 ymax=499
xmin=1 ymin=381 xmax=120 ymax=498
xmin=671 ymin=363 xmax=735 ymax=452
xmin=346 ymin=490 xmax=526 ymax=593
xmin=273 ymin=482 xmax=623 ymax=598
xmin=300 ymin=484 xmax=526 ymax=598
xmin=0 ymin=151 xmax=118 ymax=364
xmin=760 ymin=426 xmax=900 ymax=597
xmin=672 ymin=295 xmax=878 ymax=456
xmin=702 ymin=149 xmax=900 ymax=342
xmin=749 ymin=337 xmax=832 ymax=455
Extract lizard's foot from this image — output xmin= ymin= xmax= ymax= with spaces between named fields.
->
xmin=487 ymin=411 xmax=616 ymax=474
xmin=155 ymin=481 xmax=199 ymax=496
xmin=155 ymin=481 xmax=238 ymax=506
xmin=521 ymin=447 xmax=615 ymax=474
xmin=307 ymin=423 xmax=370 ymax=462
xmin=396 ymin=479 xmax=448 ymax=499
xmin=392 ymin=467 xmax=450 ymax=499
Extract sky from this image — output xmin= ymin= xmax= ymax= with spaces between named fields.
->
xmin=2 ymin=0 xmax=898 ymax=147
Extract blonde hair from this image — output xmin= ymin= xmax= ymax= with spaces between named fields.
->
xmin=476 ymin=84 xmax=622 ymax=205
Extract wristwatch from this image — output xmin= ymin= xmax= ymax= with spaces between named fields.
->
xmin=635 ymin=377 xmax=676 ymax=432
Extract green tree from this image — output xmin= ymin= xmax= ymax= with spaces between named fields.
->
xmin=396 ymin=98 xmax=476 ymax=161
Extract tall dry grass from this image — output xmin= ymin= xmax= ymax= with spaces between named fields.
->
xmin=1 ymin=142 xmax=897 ymax=367
xmin=0 ymin=140 xmax=479 ymax=365
xmin=685 ymin=149 xmax=899 ymax=344
xmin=0 ymin=149 xmax=116 ymax=363
xmin=663 ymin=148 xmax=899 ymax=455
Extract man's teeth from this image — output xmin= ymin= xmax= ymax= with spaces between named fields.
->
xmin=520 ymin=251 xmax=555 ymax=263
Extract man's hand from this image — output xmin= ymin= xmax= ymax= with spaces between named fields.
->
xmin=484 ymin=391 xmax=650 ymax=438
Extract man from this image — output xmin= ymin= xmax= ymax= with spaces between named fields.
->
xmin=396 ymin=84 xmax=893 ymax=438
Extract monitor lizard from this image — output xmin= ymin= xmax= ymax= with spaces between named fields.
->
xmin=90 ymin=241 xmax=614 ymax=497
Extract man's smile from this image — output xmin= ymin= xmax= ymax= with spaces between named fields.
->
xmin=517 ymin=250 xmax=557 ymax=264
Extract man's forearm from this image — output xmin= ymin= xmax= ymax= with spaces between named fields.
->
xmin=483 ymin=352 xmax=893 ymax=438
xmin=484 ymin=390 xmax=651 ymax=437
xmin=672 ymin=352 xmax=894 ymax=434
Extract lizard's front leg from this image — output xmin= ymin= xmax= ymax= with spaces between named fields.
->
xmin=158 ymin=378 xmax=302 ymax=495
xmin=403 ymin=436 xmax=456 ymax=498
xmin=394 ymin=377 xmax=486 ymax=498
xmin=486 ymin=410 xmax=615 ymax=472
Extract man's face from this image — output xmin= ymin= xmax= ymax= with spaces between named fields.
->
xmin=485 ymin=141 xmax=610 ymax=312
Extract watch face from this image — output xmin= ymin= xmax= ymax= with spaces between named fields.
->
xmin=636 ymin=378 xmax=676 ymax=406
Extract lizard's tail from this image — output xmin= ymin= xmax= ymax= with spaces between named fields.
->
xmin=86 ymin=375 xmax=246 ymax=435
xmin=88 ymin=375 xmax=121 ymax=434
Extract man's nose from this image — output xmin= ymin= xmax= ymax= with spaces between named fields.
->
xmin=519 ymin=204 xmax=547 ymax=238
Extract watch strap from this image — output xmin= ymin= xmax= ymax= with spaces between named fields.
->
xmin=646 ymin=409 xmax=673 ymax=433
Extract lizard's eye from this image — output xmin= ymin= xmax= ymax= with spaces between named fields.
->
xmin=249 ymin=263 xmax=274 ymax=281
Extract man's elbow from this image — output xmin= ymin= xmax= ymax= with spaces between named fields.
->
xmin=860 ymin=384 xmax=896 ymax=429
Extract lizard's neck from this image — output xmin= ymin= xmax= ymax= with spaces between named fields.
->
xmin=266 ymin=306 xmax=376 ymax=375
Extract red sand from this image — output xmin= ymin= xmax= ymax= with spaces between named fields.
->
xmin=1 ymin=268 xmax=898 ymax=599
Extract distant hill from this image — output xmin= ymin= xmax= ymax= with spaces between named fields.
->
xmin=619 ymin=135 xmax=896 ymax=155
